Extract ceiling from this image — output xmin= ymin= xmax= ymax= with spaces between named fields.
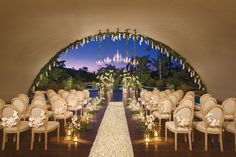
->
xmin=0 ymin=0 xmax=235 ymax=101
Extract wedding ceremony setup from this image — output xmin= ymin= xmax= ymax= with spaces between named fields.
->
xmin=0 ymin=0 xmax=236 ymax=157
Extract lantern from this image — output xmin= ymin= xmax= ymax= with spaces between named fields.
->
xmin=64 ymin=122 xmax=74 ymax=141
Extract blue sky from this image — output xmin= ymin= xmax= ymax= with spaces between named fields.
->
xmin=58 ymin=37 xmax=160 ymax=72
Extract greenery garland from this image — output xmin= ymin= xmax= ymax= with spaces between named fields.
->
xmin=28 ymin=29 xmax=207 ymax=95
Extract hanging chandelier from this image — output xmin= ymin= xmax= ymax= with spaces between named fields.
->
xmin=131 ymin=29 xmax=139 ymax=66
xmin=113 ymin=28 xmax=123 ymax=64
xmin=96 ymin=30 xmax=104 ymax=66
xmin=123 ymin=29 xmax=131 ymax=64
xmin=104 ymin=29 xmax=112 ymax=64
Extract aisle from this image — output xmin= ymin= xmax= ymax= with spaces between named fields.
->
xmin=89 ymin=102 xmax=134 ymax=157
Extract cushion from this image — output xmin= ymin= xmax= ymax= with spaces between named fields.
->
xmin=193 ymin=121 xmax=221 ymax=134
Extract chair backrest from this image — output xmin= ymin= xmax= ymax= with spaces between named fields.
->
xmin=158 ymin=98 xmax=172 ymax=113
xmin=58 ymin=89 xmax=65 ymax=96
xmin=29 ymin=105 xmax=48 ymax=128
xmin=31 ymin=98 xmax=47 ymax=108
xmin=168 ymin=94 xmax=178 ymax=107
xmin=0 ymin=98 xmax=6 ymax=108
xmin=70 ymin=89 xmax=77 ymax=94
xmin=150 ymin=94 xmax=160 ymax=106
xmin=165 ymin=89 xmax=172 ymax=95
xmin=1 ymin=105 xmax=20 ymax=128
xmin=179 ymin=98 xmax=194 ymax=109
xmin=34 ymin=94 xmax=46 ymax=102
xmin=152 ymin=88 xmax=160 ymax=95
xmin=140 ymin=89 xmax=147 ymax=99
xmin=159 ymin=91 xmax=167 ymax=99
xmin=52 ymin=98 xmax=67 ymax=114
xmin=222 ymin=98 xmax=236 ymax=115
xmin=76 ymin=91 xmax=84 ymax=102
xmin=201 ymin=97 xmax=217 ymax=112
xmin=34 ymin=91 xmax=45 ymax=97
xmin=183 ymin=94 xmax=195 ymax=102
xmin=174 ymin=105 xmax=193 ymax=128
xmin=204 ymin=105 xmax=224 ymax=128
xmin=11 ymin=98 xmax=27 ymax=115
xmin=82 ymin=89 xmax=90 ymax=99
xmin=185 ymin=91 xmax=195 ymax=97
xmin=17 ymin=93 xmax=29 ymax=105
xmin=62 ymin=91 xmax=70 ymax=100
xmin=50 ymin=94 xmax=61 ymax=104
xmin=200 ymin=93 xmax=212 ymax=104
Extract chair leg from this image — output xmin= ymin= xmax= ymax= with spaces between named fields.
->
xmin=175 ymin=132 xmax=177 ymax=151
xmin=184 ymin=134 xmax=187 ymax=143
xmin=64 ymin=118 xmax=66 ymax=126
xmin=219 ymin=133 xmax=223 ymax=152
xmin=165 ymin=126 xmax=167 ymax=142
xmin=30 ymin=130 xmax=34 ymax=150
xmin=45 ymin=132 xmax=48 ymax=151
xmin=2 ymin=132 xmax=6 ymax=151
xmin=57 ymin=126 xmax=60 ymax=143
xmin=159 ymin=118 xmax=161 ymax=127
xmin=192 ymin=129 xmax=195 ymax=142
xmin=188 ymin=133 xmax=192 ymax=151
xmin=16 ymin=133 xmax=20 ymax=151
xmin=205 ymin=133 xmax=208 ymax=151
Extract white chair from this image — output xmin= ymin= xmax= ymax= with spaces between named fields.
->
xmin=195 ymin=93 xmax=212 ymax=110
xmin=58 ymin=89 xmax=65 ymax=96
xmin=179 ymin=98 xmax=195 ymax=110
xmin=193 ymin=105 xmax=225 ymax=152
xmin=11 ymin=97 xmax=29 ymax=120
xmin=0 ymin=98 xmax=6 ymax=119
xmin=1 ymin=105 xmax=30 ymax=150
xmin=51 ymin=98 xmax=73 ymax=125
xmin=195 ymin=97 xmax=217 ymax=119
xmin=31 ymin=98 xmax=53 ymax=117
xmin=222 ymin=98 xmax=236 ymax=120
xmin=148 ymin=94 xmax=160 ymax=112
xmin=165 ymin=105 xmax=194 ymax=151
xmin=70 ymin=89 xmax=77 ymax=94
xmin=168 ymin=94 xmax=178 ymax=111
xmin=223 ymin=113 xmax=236 ymax=151
xmin=153 ymin=98 xmax=172 ymax=126
xmin=159 ymin=91 xmax=167 ymax=99
xmin=165 ymin=89 xmax=172 ymax=95
xmin=67 ymin=94 xmax=82 ymax=115
xmin=29 ymin=105 xmax=59 ymax=150
xmin=17 ymin=93 xmax=29 ymax=105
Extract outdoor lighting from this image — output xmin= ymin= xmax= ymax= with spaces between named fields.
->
xmin=144 ymin=130 xmax=150 ymax=143
xmin=104 ymin=57 xmax=112 ymax=64
xmin=123 ymin=56 xmax=131 ymax=64
xmin=64 ymin=122 xmax=74 ymax=141
xmin=72 ymin=129 xmax=80 ymax=142
xmin=96 ymin=59 xmax=103 ymax=66
xmin=153 ymin=126 xmax=161 ymax=141
xmin=113 ymin=50 xmax=123 ymax=63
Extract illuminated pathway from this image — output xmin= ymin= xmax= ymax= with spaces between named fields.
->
xmin=89 ymin=102 xmax=134 ymax=157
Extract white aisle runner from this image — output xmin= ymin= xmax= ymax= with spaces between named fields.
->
xmin=89 ymin=102 xmax=134 ymax=157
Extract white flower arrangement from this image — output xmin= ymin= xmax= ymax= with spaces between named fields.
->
xmin=145 ymin=114 xmax=156 ymax=130
xmin=205 ymin=112 xmax=221 ymax=127
xmin=54 ymin=106 xmax=66 ymax=115
xmin=72 ymin=115 xmax=81 ymax=128
xmin=122 ymin=73 xmax=141 ymax=89
xmin=29 ymin=111 xmax=45 ymax=128
xmin=129 ymin=100 xmax=140 ymax=111
xmin=175 ymin=112 xmax=190 ymax=127
xmin=1 ymin=110 xmax=19 ymax=128
xmin=96 ymin=70 xmax=115 ymax=89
